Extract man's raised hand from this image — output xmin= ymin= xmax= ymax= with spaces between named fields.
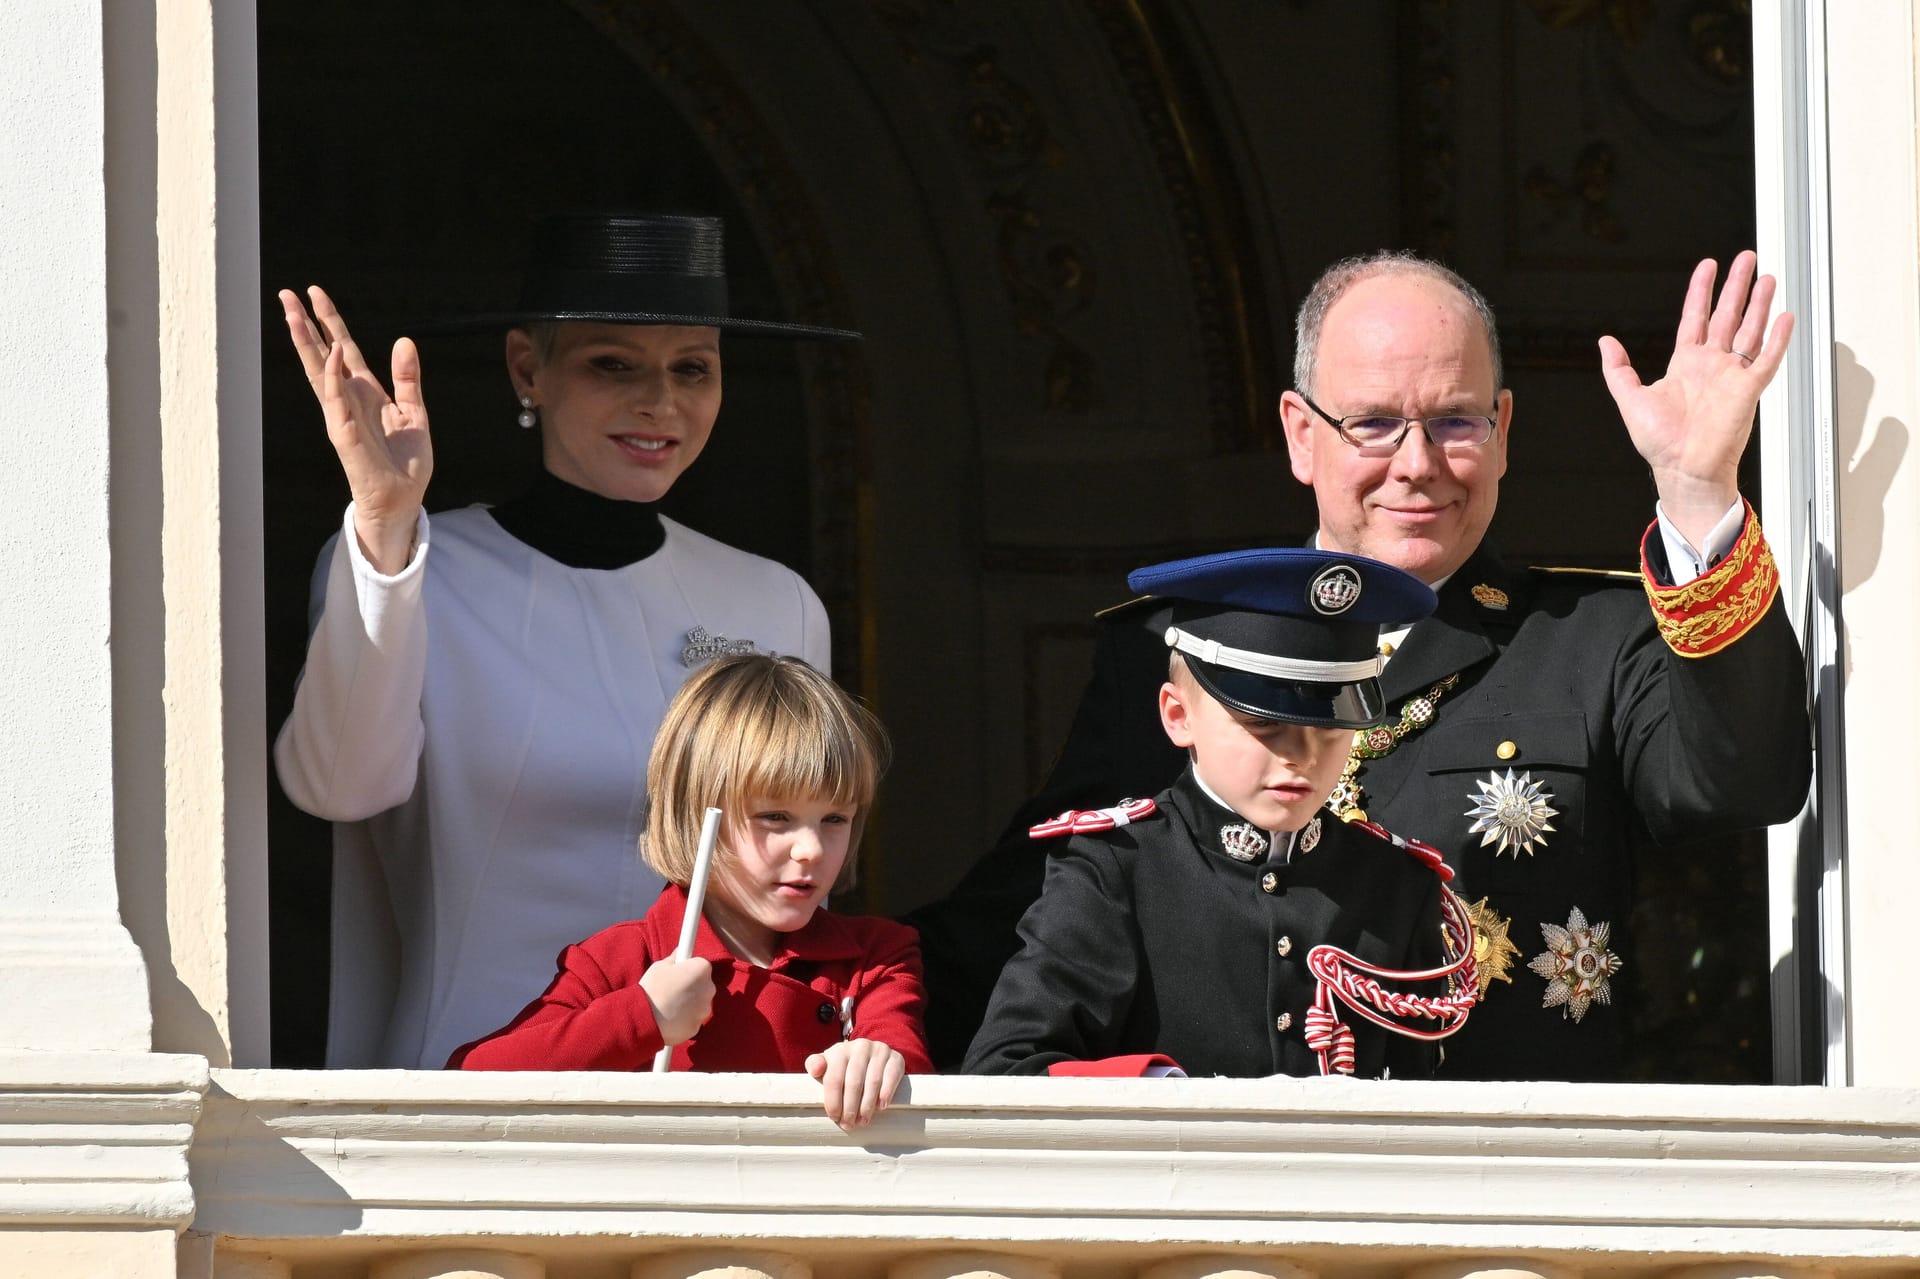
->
xmin=1597 ymin=251 xmax=1794 ymax=549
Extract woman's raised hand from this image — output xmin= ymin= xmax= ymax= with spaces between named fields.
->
xmin=280 ymin=286 xmax=434 ymax=575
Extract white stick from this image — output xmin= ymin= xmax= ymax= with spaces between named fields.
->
xmin=654 ymin=806 xmax=724 ymax=1073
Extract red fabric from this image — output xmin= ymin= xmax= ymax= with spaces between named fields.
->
xmin=1639 ymin=498 xmax=1780 ymax=657
xmin=1046 ymin=1054 xmax=1182 ymax=1078
xmin=449 ymin=884 xmax=932 ymax=1074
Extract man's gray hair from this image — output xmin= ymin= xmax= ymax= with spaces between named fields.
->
xmin=1293 ymin=251 xmax=1503 ymax=397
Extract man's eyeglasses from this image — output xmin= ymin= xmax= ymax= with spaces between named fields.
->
xmin=1295 ymin=390 xmax=1497 ymax=454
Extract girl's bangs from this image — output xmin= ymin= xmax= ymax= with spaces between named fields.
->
xmin=724 ymin=711 xmax=873 ymax=810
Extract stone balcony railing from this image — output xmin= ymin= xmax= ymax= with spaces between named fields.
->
xmin=7 ymin=1054 xmax=1920 ymax=1278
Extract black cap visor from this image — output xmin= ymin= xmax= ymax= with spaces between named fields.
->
xmin=1185 ymin=655 xmax=1386 ymax=730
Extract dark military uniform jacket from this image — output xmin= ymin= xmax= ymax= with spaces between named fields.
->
xmin=914 ymin=531 xmax=1812 ymax=1079
xmin=963 ymin=768 xmax=1448 ymax=1079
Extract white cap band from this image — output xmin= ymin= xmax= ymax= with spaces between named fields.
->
xmin=1164 ymin=625 xmax=1383 ymax=684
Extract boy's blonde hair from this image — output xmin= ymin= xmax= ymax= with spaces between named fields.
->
xmin=644 ymin=653 xmax=888 ymax=891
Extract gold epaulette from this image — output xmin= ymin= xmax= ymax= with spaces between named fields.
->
xmin=1528 ymin=565 xmax=1642 ymax=583
xmin=1639 ymin=499 xmax=1779 ymax=658
xmin=1093 ymin=594 xmax=1156 ymax=620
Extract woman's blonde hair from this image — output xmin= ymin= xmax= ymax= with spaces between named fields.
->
xmin=643 ymin=653 xmax=889 ymax=891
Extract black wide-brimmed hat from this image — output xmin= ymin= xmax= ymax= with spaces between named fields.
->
xmin=442 ymin=212 xmax=860 ymax=341
xmin=1127 ymin=548 xmax=1437 ymax=730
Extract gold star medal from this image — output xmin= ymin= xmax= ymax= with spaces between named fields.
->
xmin=1464 ymin=768 xmax=1559 ymax=856
xmin=1527 ymin=906 xmax=1623 ymax=1022
xmin=1464 ymin=897 xmax=1520 ymax=997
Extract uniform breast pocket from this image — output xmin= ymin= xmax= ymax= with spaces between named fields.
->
xmin=1418 ymin=710 xmax=1590 ymax=891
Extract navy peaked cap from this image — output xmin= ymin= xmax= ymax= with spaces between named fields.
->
xmin=1127 ymin=548 xmax=1437 ymax=729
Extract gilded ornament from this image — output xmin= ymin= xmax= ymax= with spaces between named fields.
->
xmin=1465 ymin=897 xmax=1521 ymax=997
xmin=1327 ymin=673 xmax=1463 ymax=820
xmin=1527 ymin=906 xmax=1622 ymax=1023
xmin=1326 ymin=772 xmax=1365 ymax=824
xmin=1464 ymin=768 xmax=1560 ymax=856
xmin=1643 ymin=502 xmax=1779 ymax=657
xmin=1470 ymin=582 xmax=1509 ymax=610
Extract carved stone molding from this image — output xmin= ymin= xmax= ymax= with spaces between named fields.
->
xmin=190 ymin=1068 xmax=1920 ymax=1265
xmin=0 ymin=1052 xmax=208 ymax=1228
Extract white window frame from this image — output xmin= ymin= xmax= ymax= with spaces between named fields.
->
xmin=208 ymin=0 xmax=1852 ymax=1082
xmin=1754 ymin=0 xmax=1847 ymax=1086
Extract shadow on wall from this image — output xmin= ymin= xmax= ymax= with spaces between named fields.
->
xmin=1833 ymin=341 xmax=1911 ymax=584
xmin=1832 ymin=340 xmax=1908 ymax=685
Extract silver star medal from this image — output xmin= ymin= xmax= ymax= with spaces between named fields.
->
xmin=681 ymin=625 xmax=758 ymax=668
xmin=1527 ymin=906 xmax=1622 ymax=1022
xmin=1464 ymin=768 xmax=1559 ymax=856
xmin=1219 ymin=822 xmax=1270 ymax=862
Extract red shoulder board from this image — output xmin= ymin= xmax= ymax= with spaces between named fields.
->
xmin=1047 ymin=1053 xmax=1184 ymax=1078
xmin=1349 ymin=818 xmax=1453 ymax=881
xmin=1029 ymin=797 xmax=1159 ymax=840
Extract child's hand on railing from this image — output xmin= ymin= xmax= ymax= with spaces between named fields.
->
xmin=806 ymin=1038 xmax=906 ymax=1130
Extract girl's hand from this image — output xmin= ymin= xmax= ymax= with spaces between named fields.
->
xmin=638 ymin=956 xmax=715 ymax=1045
xmin=278 ymin=285 xmax=434 ymax=574
xmin=805 ymin=1038 xmax=907 ymax=1130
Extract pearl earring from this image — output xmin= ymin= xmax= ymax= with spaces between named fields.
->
xmin=517 ymin=396 xmax=538 ymax=430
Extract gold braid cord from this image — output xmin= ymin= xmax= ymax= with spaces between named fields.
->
xmin=1641 ymin=499 xmax=1779 ymax=658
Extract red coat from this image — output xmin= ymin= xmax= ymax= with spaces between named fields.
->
xmin=449 ymin=885 xmax=932 ymax=1074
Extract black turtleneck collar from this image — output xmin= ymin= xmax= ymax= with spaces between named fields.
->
xmin=487 ymin=468 xmax=666 ymax=569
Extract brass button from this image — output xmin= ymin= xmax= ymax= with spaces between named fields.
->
xmin=1276 ymin=936 xmax=1293 ymax=957
xmin=1275 ymin=1013 xmax=1292 ymax=1032
xmin=1260 ymin=871 xmax=1278 ymax=894
xmin=1378 ymin=641 xmax=1395 ymax=657
xmin=1496 ymin=740 xmax=1518 ymax=761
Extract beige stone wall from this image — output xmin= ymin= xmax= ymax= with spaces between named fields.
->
xmin=0 ymin=1231 xmax=177 ymax=1279
xmin=109 ymin=0 xmax=269 ymax=1070
xmin=1829 ymin=1 xmax=1920 ymax=1086
xmin=8 ymin=2 xmax=1920 ymax=1275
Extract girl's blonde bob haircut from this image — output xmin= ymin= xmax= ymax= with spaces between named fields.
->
xmin=644 ymin=653 xmax=889 ymax=892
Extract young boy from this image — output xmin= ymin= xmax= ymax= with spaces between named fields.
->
xmin=964 ymin=547 xmax=1477 ymax=1079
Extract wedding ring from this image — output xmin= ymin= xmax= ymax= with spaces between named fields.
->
xmin=1732 ymin=348 xmax=1754 ymax=364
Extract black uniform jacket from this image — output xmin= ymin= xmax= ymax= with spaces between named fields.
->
xmin=913 ymin=537 xmax=1812 ymax=1079
xmin=963 ymin=768 xmax=1448 ymax=1079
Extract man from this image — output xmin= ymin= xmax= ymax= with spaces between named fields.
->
xmin=910 ymin=250 xmax=1812 ymax=1081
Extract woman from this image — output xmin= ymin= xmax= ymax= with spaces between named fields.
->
xmin=273 ymin=213 xmax=858 ymax=1068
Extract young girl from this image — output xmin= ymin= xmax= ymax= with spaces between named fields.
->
xmin=450 ymin=653 xmax=930 ymax=1129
